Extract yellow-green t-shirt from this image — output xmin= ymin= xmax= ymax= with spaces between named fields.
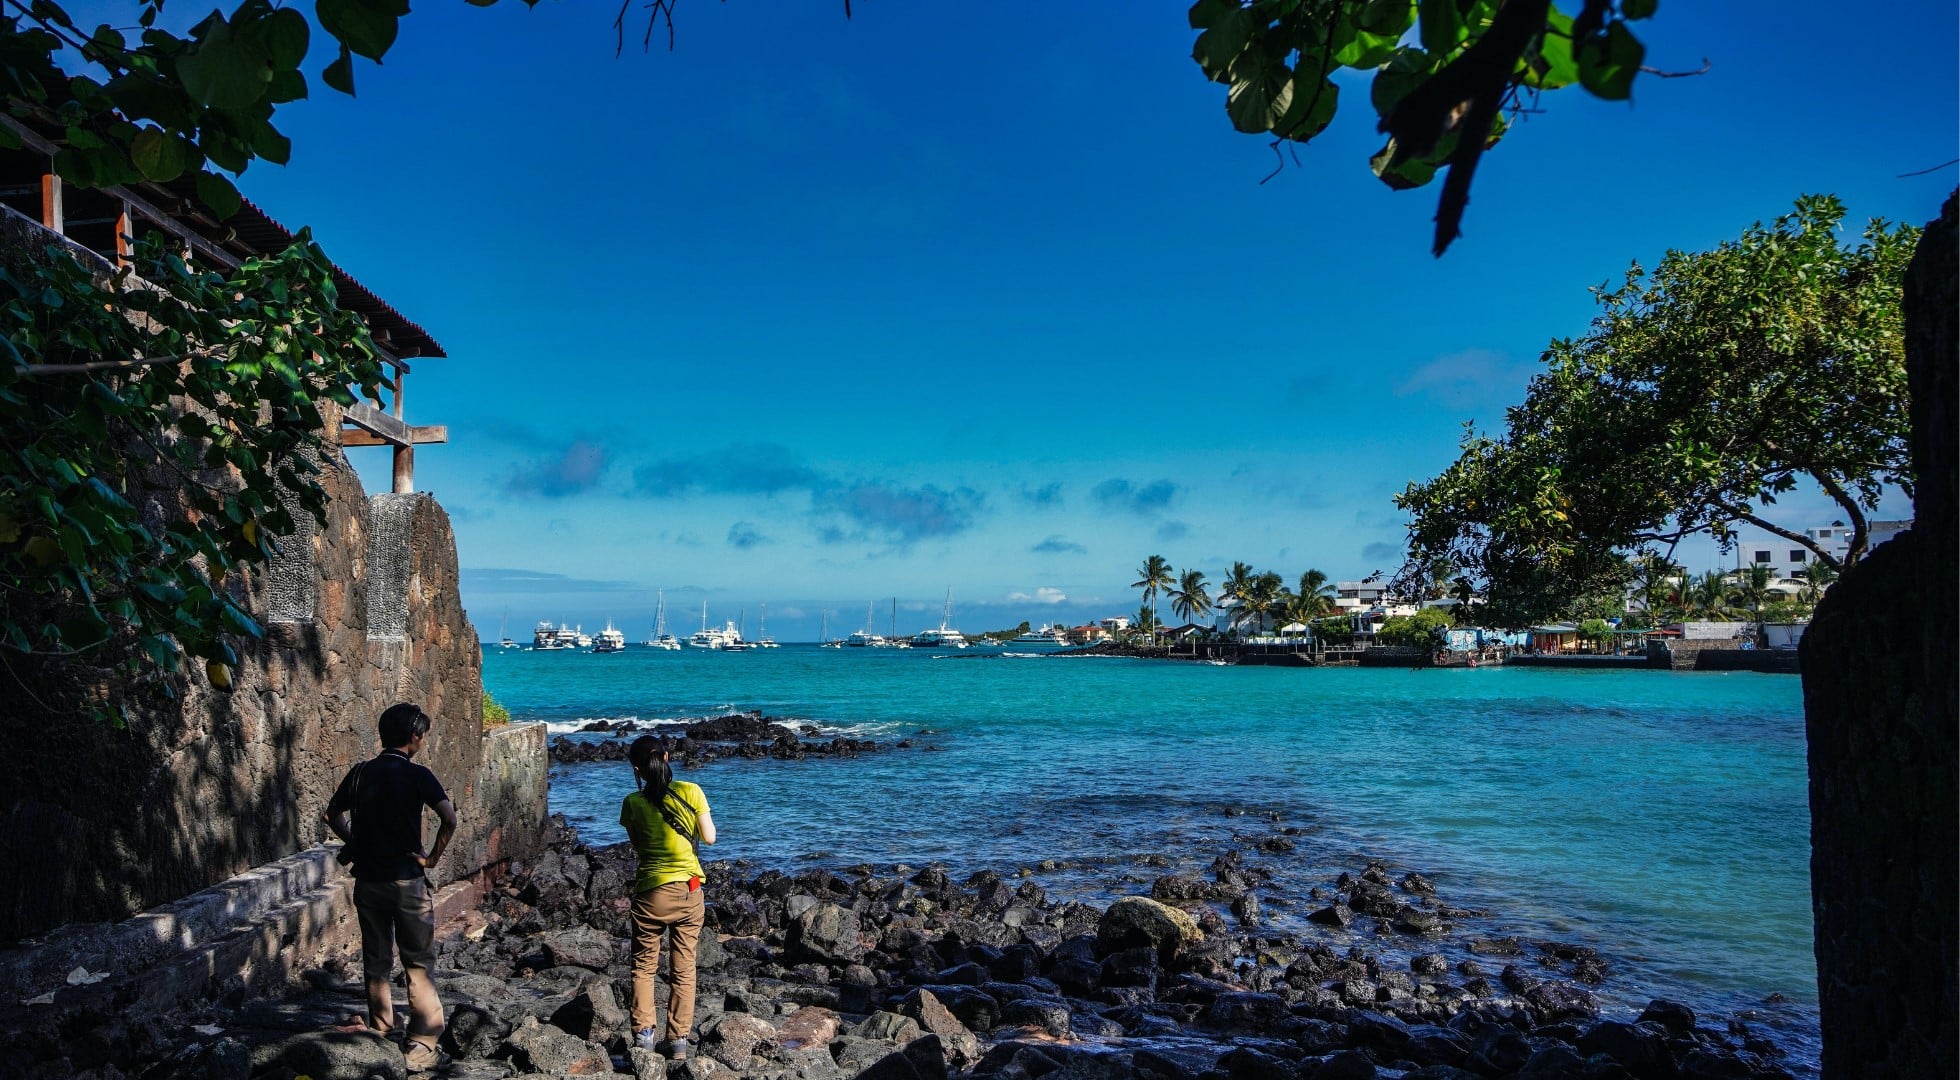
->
xmin=619 ymin=781 xmax=707 ymax=892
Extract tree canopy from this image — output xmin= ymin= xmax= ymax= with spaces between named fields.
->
xmin=1189 ymin=0 xmax=1663 ymax=254
xmin=1393 ymin=195 xmax=1918 ymax=626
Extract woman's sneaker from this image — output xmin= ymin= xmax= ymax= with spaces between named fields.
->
xmin=634 ymin=1028 xmax=660 ymax=1052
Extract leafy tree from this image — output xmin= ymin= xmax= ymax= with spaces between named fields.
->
xmin=1132 ymin=554 xmax=1175 ymax=644
xmin=1377 ymin=606 xmax=1453 ymax=648
xmin=1577 ymin=617 xmax=1614 ymax=645
xmin=1732 ymin=563 xmax=1779 ymax=625
xmin=1188 ymin=0 xmax=1663 ymax=254
xmin=1218 ymin=560 xmax=1256 ymax=630
xmin=1395 ymin=197 xmax=1918 ymax=627
xmin=1798 ymin=556 xmax=1839 ymax=604
xmin=1169 ymin=568 xmax=1212 ymax=626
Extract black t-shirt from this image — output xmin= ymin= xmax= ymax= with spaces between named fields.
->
xmin=327 ymin=750 xmax=449 ymax=881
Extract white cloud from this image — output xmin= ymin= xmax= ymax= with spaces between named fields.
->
xmin=1006 ymin=587 xmax=1069 ymax=604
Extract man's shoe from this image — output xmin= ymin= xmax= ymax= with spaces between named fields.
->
xmin=661 ymin=1038 xmax=689 ymax=1061
xmin=634 ymin=1028 xmax=659 ymax=1052
xmin=403 ymin=1039 xmax=444 ymax=1072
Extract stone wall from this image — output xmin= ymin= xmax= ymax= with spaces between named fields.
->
xmin=0 ymin=213 xmax=547 ymax=943
xmin=1801 ymin=193 xmax=1956 ymax=1077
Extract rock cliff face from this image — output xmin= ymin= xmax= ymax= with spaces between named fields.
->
xmin=0 ymin=397 xmax=539 ymax=942
xmin=1801 ymin=193 xmax=1956 ymax=1077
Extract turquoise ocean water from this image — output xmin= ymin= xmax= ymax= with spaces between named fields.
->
xmin=484 ymin=645 xmax=1818 ymax=1068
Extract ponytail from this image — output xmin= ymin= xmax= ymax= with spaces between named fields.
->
xmin=628 ymin=735 xmax=671 ymax=812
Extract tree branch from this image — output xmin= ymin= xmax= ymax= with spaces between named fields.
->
xmin=1638 ymin=58 xmax=1711 ymax=78
xmin=1810 ymin=469 xmax=1871 ymax=563
xmin=17 ymin=348 xmax=220 ymax=376
xmin=1720 ymin=507 xmax=1839 ymax=569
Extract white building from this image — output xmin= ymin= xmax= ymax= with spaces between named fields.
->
xmin=1099 ymin=616 xmax=1131 ymax=632
xmin=1739 ymin=519 xmax=1912 ymax=578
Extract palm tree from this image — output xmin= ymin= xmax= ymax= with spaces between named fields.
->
xmin=1799 ymin=557 xmax=1839 ymax=604
xmin=1424 ymin=557 xmax=1456 ymax=601
xmin=1732 ymin=563 xmax=1778 ymax=626
xmin=1132 ymin=554 xmax=1174 ymax=646
xmin=1295 ymin=568 xmax=1336 ymax=617
xmin=1237 ymin=572 xmax=1286 ymax=636
xmin=1218 ymin=561 xmax=1255 ymax=635
xmin=1169 ymin=569 xmax=1212 ymax=629
xmin=1685 ymin=570 xmax=1736 ymax=620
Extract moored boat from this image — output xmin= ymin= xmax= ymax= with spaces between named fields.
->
xmin=645 ymin=591 xmax=681 ymax=649
xmin=593 ymin=622 xmax=626 ymax=653
xmin=1004 ymin=625 xmax=1073 ymax=651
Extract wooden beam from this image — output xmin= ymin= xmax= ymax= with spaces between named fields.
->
xmin=343 ymin=402 xmax=414 ymax=446
xmin=40 ymin=173 xmax=61 ymax=233
xmin=341 ymin=424 xmax=446 ymax=448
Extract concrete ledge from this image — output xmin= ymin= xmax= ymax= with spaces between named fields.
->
xmin=0 ymin=844 xmax=352 ymax=1005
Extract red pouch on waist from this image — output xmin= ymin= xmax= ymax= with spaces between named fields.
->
xmin=688 ymin=876 xmax=701 ymax=892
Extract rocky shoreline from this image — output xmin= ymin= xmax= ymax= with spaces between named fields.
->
xmin=549 ymin=712 xmax=908 ymax=767
xmin=29 ymin=814 xmax=1804 ymax=1080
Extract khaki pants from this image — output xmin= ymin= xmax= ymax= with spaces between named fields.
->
xmin=353 ymin=877 xmax=444 ymax=1042
xmin=629 ymin=881 xmax=705 ymax=1039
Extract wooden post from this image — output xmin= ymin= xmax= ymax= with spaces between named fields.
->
xmin=115 ymin=202 xmax=133 ymax=265
xmin=40 ymin=173 xmax=62 ymax=233
xmin=392 ymin=445 xmax=414 ymax=494
xmin=392 ymin=368 xmax=404 ymax=419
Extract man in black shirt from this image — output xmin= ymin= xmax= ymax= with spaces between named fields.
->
xmin=325 ymin=702 xmax=460 ymax=1072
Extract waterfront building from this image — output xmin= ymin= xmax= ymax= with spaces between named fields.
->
xmin=1737 ymin=518 xmax=1913 ymax=577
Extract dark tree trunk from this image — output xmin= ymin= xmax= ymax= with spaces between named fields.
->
xmin=1800 ymin=192 xmax=1956 ymax=1077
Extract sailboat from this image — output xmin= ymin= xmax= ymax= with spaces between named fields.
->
xmin=755 ymin=603 xmax=780 ymax=648
xmin=646 ymin=591 xmax=681 ymax=649
xmin=886 ymin=596 xmax=911 ymax=648
xmin=819 ymin=610 xmax=843 ymax=648
xmin=497 ymin=611 xmax=518 ymax=648
xmin=910 ymin=588 xmax=968 ymax=649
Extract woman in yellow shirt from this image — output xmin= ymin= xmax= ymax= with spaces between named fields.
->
xmin=621 ymin=736 xmax=717 ymax=1059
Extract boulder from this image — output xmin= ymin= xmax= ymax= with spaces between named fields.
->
xmin=630 ymin=1046 xmax=670 ymax=1080
xmin=999 ymin=996 xmax=1072 ymax=1038
xmin=779 ymin=1006 xmax=843 ymax=1050
xmin=267 ymin=1031 xmax=407 ymax=1080
xmin=1522 ymin=980 xmax=1600 ymax=1024
xmin=441 ymin=1003 xmax=511 ymax=1060
xmin=504 ymin=1017 xmax=612 ymax=1076
xmin=1635 ymin=999 xmax=1697 ymax=1036
xmin=1306 ymin=904 xmax=1353 ymax=928
xmin=1577 ymin=1020 xmax=1672 ymax=1076
xmin=898 ymin=989 xmax=981 ymax=1065
xmin=1096 ymin=897 xmax=1202 ymax=964
xmin=550 ymin=984 xmax=631 ymax=1042
xmin=1218 ymin=1047 xmax=1296 ymax=1080
xmin=853 ymin=1011 xmax=923 ymax=1043
xmin=1411 ymin=953 xmax=1448 ymax=977
xmin=1315 ymin=1050 xmax=1378 ymax=1080
xmin=1201 ymin=992 xmax=1289 ymax=1030
xmin=540 ymin=926 xmax=618 ymax=971
xmin=831 ymin=1036 xmax=898 ymax=1073
xmin=698 ymin=1012 xmax=778 ymax=1067
xmin=786 ymin=903 xmax=866 ymax=965
xmin=1151 ymin=875 xmax=1214 ymax=902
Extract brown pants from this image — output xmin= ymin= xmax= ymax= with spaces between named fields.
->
xmin=629 ymin=880 xmax=705 ymax=1039
xmin=353 ymin=877 xmax=443 ymax=1043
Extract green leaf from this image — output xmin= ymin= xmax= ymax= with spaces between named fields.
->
xmin=1623 ymin=0 xmax=1658 ymax=19
xmin=1333 ymin=29 xmax=1399 ymax=68
xmin=322 ymin=43 xmax=355 ymax=95
xmin=1274 ymin=72 xmax=1338 ymax=143
xmin=1192 ymin=4 xmax=1257 ymax=83
xmin=177 ymin=15 xmax=275 ymax=109
xmin=257 ymin=7 xmax=311 ymax=70
xmin=250 ymin=120 xmax=291 ymax=164
xmin=195 ymin=170 xmax=242 ymax=220
xmin=1417 ymin=0 xmax=1466 ymax=55
xmin=1356 ymin=0 xmax=1415 ymax=38
xmin=130 ymin=126 xmax=189 ymax=181
xmin=1188 ymin=0 xmax=1236 ymax=30
xmin=266 ymin=68 xmax=308 ymax=103
xmin=1523 ymin=8 xmax=1579 ymax=90
xmin=1576 ymin=20 xmax=1643 ymax=100
xmin=1369 ymin=46 xmax=1435 ymax=117
xmin=317 ymin=0 xmax=399 ymax=62
xmin=0 ymin=125 xmax=19 ymax=151
xmin=1371 ymin=138 xmax=1437 ymax=189
xmin=1225 ymin=47 xmax=1292 ymax=134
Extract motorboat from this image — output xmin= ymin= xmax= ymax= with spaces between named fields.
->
xmin=846 ymin=601 xmax=885 ymax=647
xmin=593 ymin=622 xmax=626 ymax=653
xmin=532 ymin=621 xmax=576 ymax=650
xmin=1004 ymin=625 xmax=1073 ymax=651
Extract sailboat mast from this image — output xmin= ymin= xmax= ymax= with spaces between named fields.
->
xmin=890 ymin=597 xmax=897 ymax=638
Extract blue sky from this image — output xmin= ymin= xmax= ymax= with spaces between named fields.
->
xmin=207 ymin=2 xmax=1953 ymax=640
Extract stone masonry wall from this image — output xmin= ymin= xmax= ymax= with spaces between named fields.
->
xmin=0 ymin=211 xmax=546 ymax=942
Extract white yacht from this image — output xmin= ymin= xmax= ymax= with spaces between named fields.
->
xmin=593 ymin=622 xmax=626 ymax=653
xmin=1005 ymin=625 xmax=1073 ymax=651
xmin=687 ymin=603 xmax=745 ymax=650
xmin=573 ymin=626 xmax=593 ymax=649
xmin=846 ymin=602 xmax=886 ymax=647
xmin=645 ymin=592 xmax=681 ymax=650
xmin=910 ymin=588 xmax=969 ymax=649
xmin=532 ymin=620 xmax=576 ymax=650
